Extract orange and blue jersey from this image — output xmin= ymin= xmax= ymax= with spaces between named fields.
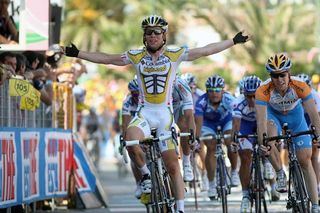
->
xmin=255 ymin=77 xmax=313 ymax=149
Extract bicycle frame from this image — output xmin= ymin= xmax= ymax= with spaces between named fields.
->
xmin=283 ymin=127 xmax=311 ymax=213
xmin=235 ymin=133 xmax=268 ymax=213
xmin=200 ymin=126 xmax=231 ymax=213
xmin=263 ymin=123 xmax=316 ymax=213
xmin=120 ymin=127 xmax=193 ymax=213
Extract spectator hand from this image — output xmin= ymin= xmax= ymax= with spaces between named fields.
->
xmin=233 ymin=31 xmax=250 ymax=44
xmin=65 ymin=43 xmax=79 ymax=57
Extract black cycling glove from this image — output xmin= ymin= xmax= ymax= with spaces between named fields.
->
xmin=233 ymin=31 xmax=249 ymax=44
xmin=65 ymin=43 xmax=79 ymax=57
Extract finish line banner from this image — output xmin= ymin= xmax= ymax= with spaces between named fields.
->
xmin=0 ymin=128 xmax=73 ymax=208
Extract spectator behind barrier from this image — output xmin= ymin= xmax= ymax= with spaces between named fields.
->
xmin=15 ymin=53 xmax=27 ymax=76
xmin=23 ymin=51 xmax=54 ymax=105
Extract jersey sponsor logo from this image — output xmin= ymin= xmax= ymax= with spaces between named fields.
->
xmin=143 ymin=65 xmax=167 ymax=73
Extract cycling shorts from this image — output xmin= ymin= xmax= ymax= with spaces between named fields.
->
xmin=128 ymin=105 xmax=176 ymax=153
xmin=201 ymin=121 xmax=232 ymax=138
xmin=238 ymin=119 xmax=257 ymax=151
xmin=268 ymin=105 xmax=312 ymax=150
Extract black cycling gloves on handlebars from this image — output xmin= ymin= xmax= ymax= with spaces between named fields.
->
xmin=233 ymin=31 xmax=249 ymax=44
xmin=65 ymin=43 xmax=79 ymax=57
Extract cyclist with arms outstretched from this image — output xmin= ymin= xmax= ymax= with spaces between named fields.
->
xmin=63 ymin=15 xmax=249 ymax=212
xmin=255 ymin=53 xmax=320 ymax=213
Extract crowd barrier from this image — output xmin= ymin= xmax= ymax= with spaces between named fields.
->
xmin=0 ymin=78 xmax=98 ymax=209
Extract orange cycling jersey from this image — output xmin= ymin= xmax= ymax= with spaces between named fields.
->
xmin=255 ymin=77 xmax=312 ymax=114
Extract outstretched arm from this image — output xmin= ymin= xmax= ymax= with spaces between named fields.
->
xmin=187 ymin=31 xmax=250 ymax=61
xmin=63 ymin=43 xmax=126 ymax=66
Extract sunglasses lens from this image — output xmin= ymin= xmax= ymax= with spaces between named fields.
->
xmin=271 ymin=72 xmax=287 ymax=79
xmin=145 ymin=29 xmax=163 ymax=35
xmin=207 ymin=88 xmax=223 ymax=92
xmin=245 ymin=94 xmax=255 ymax=98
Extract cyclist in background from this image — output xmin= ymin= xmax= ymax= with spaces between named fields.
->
xmin=172 ymin=76 xmax=196 ymax=182
xmin=63 ymin=15 xmax=250 ymax=212
xmin=232 ymin=76 xmax=280 ymax=213
xmin=195 ymin=75 xmax=240 ymax=199
xmin=121 ymin=78 xmax=141 ymax=199
xmin=297 ymin=73 xmax=320 ymax=198
xmin=255 ymin=53 xmax=320 ymax=212
xmin=181 ymin=73 xmax=209 ymax=190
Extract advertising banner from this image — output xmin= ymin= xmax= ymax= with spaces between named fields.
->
xmin=0 ymin=128 xmax=74 ymax=208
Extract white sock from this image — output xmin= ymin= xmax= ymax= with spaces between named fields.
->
xmin=183 ymin=154 xmax=190 ymax=165
xmin=176 ymin=200 xmax=184 ymax=212
xmin=242 ymin=190 xmax=249 ymax=197
xmin=138 ymin=164 xmax=150 ymax=176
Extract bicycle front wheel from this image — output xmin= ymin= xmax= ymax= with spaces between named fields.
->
xmin=252 ymin=158 xmax=268 ymax=212
xmin=291 ymin=162 xmax=310 ymax=213
xmin=150 ymin=162 xmax=163 ymax=213
xmin=217 ymin=156 xmax=228 ymax=213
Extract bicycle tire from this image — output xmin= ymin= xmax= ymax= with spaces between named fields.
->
xmin=217 ymin=156 xmax=228 ymax=213
xmin=162 ymin=166 xmax=175 ymax=212
xmin=254 ymin=158 xmax=262 ymax=213
xmin=291 ymin=162 xmax=310 ymax=213
xmin=150 ymin=161 xmax=163 ymax=213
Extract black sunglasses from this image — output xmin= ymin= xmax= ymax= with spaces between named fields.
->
xmin=245 ymin=94 xmax=255 ymax=99
xmin=144 ymin=28 xmax=163 ymax=36
xmin=270 ymin=72 xmax=287 ymax=79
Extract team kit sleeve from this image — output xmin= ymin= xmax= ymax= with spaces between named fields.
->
xmin=255 ymin=82 xmax=270 ymax=106
xmin=194 ymin=95 xmax=206 ymax=116
xmin=121 ymin=95 xmax=131 ymax=116
xmin=232 ymin=97 xmax=243 ymax=119
xmin=290 ymin=79 xmax=312 ymax=101
xmin=177 ymin=78 xmax=194 ymax=111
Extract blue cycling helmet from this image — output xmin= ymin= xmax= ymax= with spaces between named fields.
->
xmin=243 ymin=75 xmax=262 ymax=93
xmin=205 ymin=75 xmax=225 ymax=88
xmin=128 ymin=79 xmax=139 ymax=92
xmin=239 ymin=76 xmax=249 ymax=94
xmin=297 ymin=73 xmax=312 ymax=87
xmin=181 ymin=73 xmax=197 ymax=85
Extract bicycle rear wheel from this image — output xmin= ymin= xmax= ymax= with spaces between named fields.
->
xmin=291 ymin=162 xmax=310 ymax=213
xmin=217 ymin=156 xmax=228 ymax=213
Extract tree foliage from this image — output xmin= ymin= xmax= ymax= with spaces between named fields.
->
xmin=62 ymin=0 xmax=319 ymax=84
